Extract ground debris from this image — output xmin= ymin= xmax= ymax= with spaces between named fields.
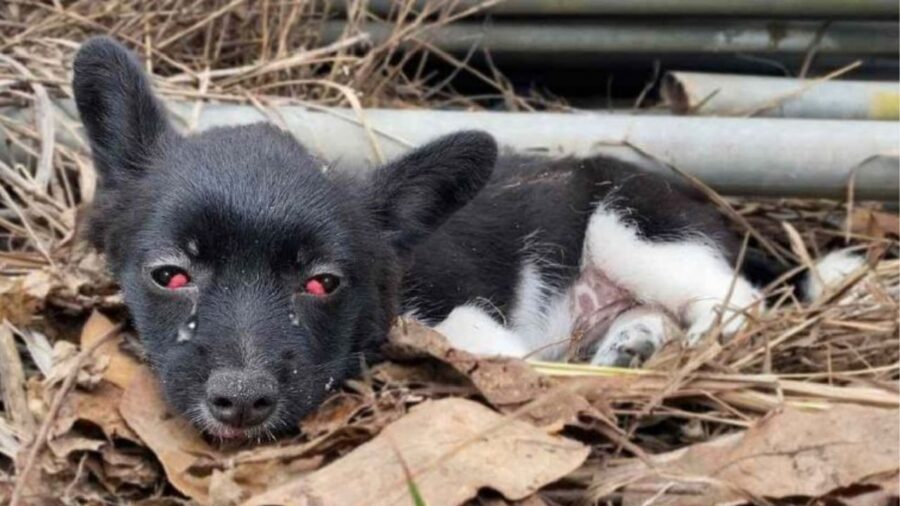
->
xmin=385 ymin=319 xmax=603 ymax=428
xmin=1 ymin=3 xmax=898 ymax=503
xmin=592 ymin=405 xmax=900 ymax=505
xmin=244 ymin=397 xmax=589 ymax=506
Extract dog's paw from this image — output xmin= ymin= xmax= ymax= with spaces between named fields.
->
xmin=590 ymin=307 xmax=675 ymax=367
xmin=684 ymin=301 xmax=749 ymax=345
xmin=683 ymin=281 xmax=762 ymax=345
xmin=803 ymin=249 xmax=867 ymax=302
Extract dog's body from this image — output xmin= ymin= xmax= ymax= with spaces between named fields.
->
xmin=73 ymin=37 xmax=860 ymax=440
xmin=401 ymin=153 xmax=756 ymax=363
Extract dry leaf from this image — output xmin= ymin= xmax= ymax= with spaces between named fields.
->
xmin=119 ymin=367 xmax=222 ymax=503
xmin=46 ymin=312 xmax=141 ymax=442
xmin=849 ymin=208 xmax=900 ymax=239
xmin=46 ymin=433 xmax=105 ymax=460
xmin=386 ymin=320 xmax=595 ymax=427
xmin=604 ymin=405 xmax=900 ymax=505
xmin=118 ymin=365 xmax=327 ymax=504
xmin=299 ymin=393 xmax=368 ymax=439
xmin=244 ymin=397 xmax=589 ymax=506
xmin=54 ymin=384 xmax=139 ymax=443
xmin=479 ymin=496 xmax=548 ymax=506
xmin=45 ymin=340 xmax=108 ymax=389
xmin=98 ymin=444 xmax=161 ymax=490
xmin=0 ymin=276 xmax=44 ymax=326
xmin=80 ymin=310 xmax=141 ymax=389
xmin=208 ymin=456 xmax=324 ymax=505
xmin=20 ymin=269 xmax=54 ymax=300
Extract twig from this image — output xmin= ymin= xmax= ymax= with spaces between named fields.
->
xmin=735 ymin=60 xmax=861 ymax=118
xmin=0 ymin=54 xmax=54 ymax=190
xmin=0 ymin=322 xmax=34 ymax=433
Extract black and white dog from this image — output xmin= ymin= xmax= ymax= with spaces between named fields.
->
xmin=73 ymin=37 xmax=861 ymax=439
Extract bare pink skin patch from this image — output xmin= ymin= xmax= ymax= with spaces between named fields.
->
xmin=565 ymin=267 xmax=637 ymax=360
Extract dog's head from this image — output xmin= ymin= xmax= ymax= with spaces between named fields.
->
xmin=73 ymin=37 xmax=496 ymax=439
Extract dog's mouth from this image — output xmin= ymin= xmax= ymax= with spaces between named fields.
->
xmin=208 ymin=424 xmax=249 ymax=440
xmin=190 ymin=403 xmax=280 ymax=442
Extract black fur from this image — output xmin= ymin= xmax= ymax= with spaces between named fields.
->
xmin=403 ymin=155 xmax=739 ymax=323
xmin=74 ymin=37 xmax=743 ymax=436
xmin=73 ymin=37 xmax=498 ymax=433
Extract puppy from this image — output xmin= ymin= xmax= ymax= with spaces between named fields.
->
xmin=73 ymin=37 xmax=862 ymax=439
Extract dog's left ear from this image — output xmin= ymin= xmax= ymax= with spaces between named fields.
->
xmin=369 ymin=130 xmax=497 ymax=254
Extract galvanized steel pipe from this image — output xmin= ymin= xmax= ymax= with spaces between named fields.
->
xmin=3 ymin=100 xmax=895 ymax=200
xmin=663 ymin=72 xmax=900 ymax=120
xmin=320 ymin=20 xmax=898 ymax=56
xmin=360 ymin=0 xmax=899 ymax=19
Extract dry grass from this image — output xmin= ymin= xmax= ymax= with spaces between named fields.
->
xmin=0 ymin=1 xmax=897 ymax=504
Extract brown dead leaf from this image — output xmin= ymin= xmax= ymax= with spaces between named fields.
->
xmin=32 ymin=315 xmax=151 ymax=497
xmin=119 ymin=364 xmax=327 ymax=504
xmin=0 ymin=276 xmax=44 ymax=326
xmin=45 ymin=339 xmax=108 ymax=389
xmin=20 ymin=269 xmax=54 ymax=301
xmin=299 ymin=393 xmax=368 ymax=439
xmin=119 ymin=367 xmax=222 ymax=503
xmin=46 ymin=433 xmax=104 ymax=460
xmin=80 ymin=310 xmax=141 ymax=389
xmin=208 ymin=456 xmax=324 ymax=505
xmin=98 ymin=444 xmax=161 ymax=490
xmin=244 ymin=397 xmax=589 ymax=506
xmin=479 ymin=496 xmax=549 ymax=506
xmin=602 ymin=405 xmax=900 ymax=505
xmin=53 ymin=383 xmax=139 ymax=443
xmin=849 ymin=208 xmax=900 ymax=239
xmin=0 ymin=324 xmax=34 ymax=434
xmin=386 ymin=320 xmax=596 ymax=427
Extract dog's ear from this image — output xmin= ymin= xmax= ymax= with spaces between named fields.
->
xmin=73 ymin=36 xmax=173 ymax=189
xmin=369 ymin=131 xmax=497 ymax=254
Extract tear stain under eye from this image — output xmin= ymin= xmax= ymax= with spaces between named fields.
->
xmin=177 ymin=308 xmax=199 ymax=343
xmin=288 ymin=293 xmax=307 ymax=328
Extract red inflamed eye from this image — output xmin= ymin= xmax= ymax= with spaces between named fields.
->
xmin=151 ymin=266 xmax=191 ymax=290
xmin=304 ymin=274 xmax=339 ymax=297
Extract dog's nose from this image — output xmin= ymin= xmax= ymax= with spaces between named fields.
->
xmin=205 ymin=369 xmax=277 ymax=428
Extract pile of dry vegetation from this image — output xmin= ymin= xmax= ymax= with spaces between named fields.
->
xmin=0 ymin=1 xmax=897 ymax=505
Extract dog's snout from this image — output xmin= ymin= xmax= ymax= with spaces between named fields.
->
xmin=205 ymin=369 xmax=277 ymax=428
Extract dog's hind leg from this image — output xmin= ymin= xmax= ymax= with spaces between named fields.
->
xmin=582 ymin=204 xmax=763 ymax=346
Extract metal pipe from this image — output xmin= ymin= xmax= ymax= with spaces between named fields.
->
xmin=320 ymin=20 xmax=898 ymax=56
xmin=358 ymin=0 xmax=900 ymax=19
xmin=3 ymin=100 xmax=896 ymax=200
xmin=663 ymin=72 xmax=900 ymax=120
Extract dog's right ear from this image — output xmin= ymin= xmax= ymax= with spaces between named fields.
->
xmin=73 ymin=37 xmax=173 ymax=189
xmin=367 ymin=131 xmax=497 ymax=255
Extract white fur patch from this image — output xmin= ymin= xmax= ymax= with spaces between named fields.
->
xmin=508 ymin=262 xmax=572 ymax=359
xmin=803 ymin=249 xmax=866 ymax=301
xmin=434 ymin=260 xmax=575 ymax=360
xmin=582 ymin=204 xmax=762 ymax=342
xmin=433 ymin=304 xmax=530 ymax=357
